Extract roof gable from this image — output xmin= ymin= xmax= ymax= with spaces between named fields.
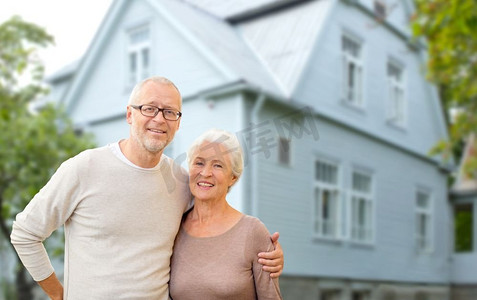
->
xmin=61 ymin=0 xmax=286 ymax=112
xmin=155 ymin=0 xmax=283 ymax=94
xmin=454 ymin=134 xmax=477 ymax=193
xmin=182 ymin=0 xmax=297 ymax=20
xmin=238 ymin=0 xmax=335 ymax=97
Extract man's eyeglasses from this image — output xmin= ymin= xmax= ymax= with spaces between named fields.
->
xmin=130 ymin=105 xmax=182 ymax=121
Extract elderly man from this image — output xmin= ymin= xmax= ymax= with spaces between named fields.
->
xmin=11 ymin=76 xmax=283 ymax=300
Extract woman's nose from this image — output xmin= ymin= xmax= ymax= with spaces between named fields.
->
xmin=200 ymin=165 xmax=212 ymax=176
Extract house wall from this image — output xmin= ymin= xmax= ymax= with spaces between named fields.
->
xmin=36 ymin=0 xmax=462 ymax=297
xmin=294 ymin=0 xmax=446 ymax=158
xmin=250 ymin=103 xmax=450 ymax=284
xmin=451 ymin=194 xmax=477 ymax=284
xmin=68 ymin=0 xmax=228 ymax=126
xmin=280 ymin=276 xmax=450 ymax=300
xmin=358 ymin=0 xmax=414 ymax=35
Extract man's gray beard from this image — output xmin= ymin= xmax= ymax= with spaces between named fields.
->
xmin=132 ymin=130 xmax=168 ymax=154
xmin=144 ymin=140 xmax=167 ymax=153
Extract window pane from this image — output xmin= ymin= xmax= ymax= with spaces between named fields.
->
xmin=416 ymin=192 xmax=429 ymax=208
xmin=316 ymin=161 xmax=338 ymax=184
xmin=454 ymin=204 xmax=473 ymax=252
xmin=358 ymin=199 xmax=366 ymax=226
xmin=352 ymin=196 xmax=371 ymax=241
xmin=322 ymin=291 xmax=340 ymax=300
xmin=320 ymin=189 xmax=337 ymax=236
xmin=129 ymin=53 xmax=137 ymax=72
xmin=353 ymin=291 xmax=371 ymax=300
xmin=141 ymin=48 xmax=150 ymax=79
xmin=374 ymin=1 xmax=387 ymax=19
xmin=415 ymin=292 xmax=430 ymax=300
xmin=420 ymin=214 xmax=427 ymax=236
xmin=343 ymin=36 xmax=360 ymax=58
xmin=314 ymin=188 xmax=321 ymax=233
xmin=129 ymin=52 xmax=137 ymax=84
xmin=322 ymin=190 xmax=331 ymax=219
xmin=352 ymin=172 xmax=371 ymax=192
xmin=356 ymin=65 xmax=362 ymax=104
xmin=129 ymin=27 xmax=150 ymax=44
xmin=387 ymin=63 xmax=402 ymax=81
xmin=279 ymin=138 xmax=290 ymax=165
xmin=142 ymin=48 xmax=149 ymax=68
xmin=342 ymin=35 xmax=362 ymax=104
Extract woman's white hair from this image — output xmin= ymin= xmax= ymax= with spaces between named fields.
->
xmin=187 ymin=128 xmax=244 ymax=191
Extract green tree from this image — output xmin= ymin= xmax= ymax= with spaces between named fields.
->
xmin=412 ymin=0 xmax=477 ymax=177
xmin=0 ymin=16 xmax=95 ymax=299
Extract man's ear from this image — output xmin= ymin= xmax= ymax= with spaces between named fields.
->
xmin=126 ymin=106 xmax=133 ymax=125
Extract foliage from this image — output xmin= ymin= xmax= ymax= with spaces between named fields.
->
xmin=411 ymin=0 xmax=477 ymax=176
xmin=0 ymin=16 xmax=95 ymax=299
xmin=454 ymin=204 xmax=473 ymax=252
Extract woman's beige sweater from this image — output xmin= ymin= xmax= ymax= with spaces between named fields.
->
xmin=170 ymin=215 xmax=282 ymax=300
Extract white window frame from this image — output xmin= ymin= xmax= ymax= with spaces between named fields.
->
xmin=313 ymin=159 xmax=342 ymax=240
xmin=350 ymin=170 xmax=374 ymax=244
xmin=342 ymin=34 xmax=364 ymax=107
xmin=415 ymin=188 xmax=433 ymax=253
xmin=127 ymin=25 xmax=151 ymax=86
xmin=387 ymin=60 xmax=406 ymax=127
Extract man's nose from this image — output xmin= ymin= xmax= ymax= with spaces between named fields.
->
xmin=152 ymin=110 xmax=166 ymax=122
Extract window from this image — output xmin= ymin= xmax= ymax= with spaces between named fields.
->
xmin=127 ymin=25 xmax=151 ymax=85
xmin=415 ymin=190 xmax=432 ymax=252
xmin=454 ymin=203 xmax=473 ymax=252
xmin=321 ymin=290 xmax=341 ymax=300
xmin=387 ymin=61 xmax=405 ymax=126
xmin=374 ymin=0 xmax=387 ymax=19
xmin=278 ymin=137 xmax=291 ymax=165
xmin=342 ymin=35 xmax=363 ymax=107
xmin=353 ymin=291 xmax=371 ymax=300
xmin=415 ymin=292 xmax=430 ymax=300
xmin=314 ymin=160 xmax=341 ymax=239
xmin=382 ymin=291 xmax=396 ymax=300
xmin=350 ymin=171 xmax=373 ymax=243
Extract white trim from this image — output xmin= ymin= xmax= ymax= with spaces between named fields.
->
xmin=341 ymin=32 xmax=365 ymax=109
xmin=415 ymin=186 xmax=434 ymax=254
xmin=312 ymin=157 xmax=343 ymax=240
xmin=125 ymin=24 xmax=152 ymax=88
xmin=386 ymin=58 xmax=407 ymax=128
xmin=349 ymin=168 xmax=375 ymax=245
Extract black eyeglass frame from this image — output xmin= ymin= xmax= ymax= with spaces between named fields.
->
xmin=130 ymin=104 xmax=182 ymax=121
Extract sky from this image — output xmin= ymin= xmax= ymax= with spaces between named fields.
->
xmin=0 ymin=0 xmax=113 ymax=76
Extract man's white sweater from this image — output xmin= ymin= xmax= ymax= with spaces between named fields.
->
xmin=11 ymin=145 xmax=191 ymax=299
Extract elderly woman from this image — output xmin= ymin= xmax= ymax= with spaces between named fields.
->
xmin=169 ymin=129 xmax=282 ymax=300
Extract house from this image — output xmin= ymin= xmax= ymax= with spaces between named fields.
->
xmin=42 ymin=0 xmax=464 ymax=299
xmin=450 ymin=133 xmax=477 ymax=300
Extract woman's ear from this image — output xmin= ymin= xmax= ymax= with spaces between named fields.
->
xmin=229 ymin=174 xmax=238 ymax=187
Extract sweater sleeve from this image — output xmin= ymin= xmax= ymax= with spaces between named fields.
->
xmin=250 ymin=218 xmax=283 ymax=300
xmin=10 ymin=157 xmax=82 ymax=281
